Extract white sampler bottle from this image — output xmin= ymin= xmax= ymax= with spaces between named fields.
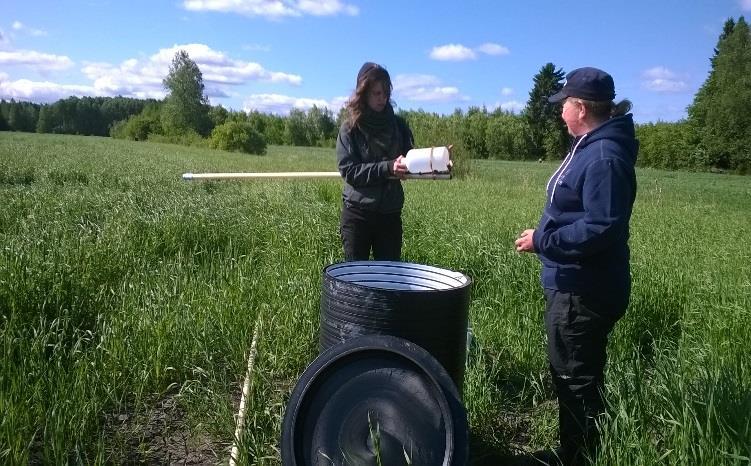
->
xmin=404 ymin=146 xmax=451 ymax=173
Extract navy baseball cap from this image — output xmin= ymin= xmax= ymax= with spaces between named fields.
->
xmin=548 ymin=67 xmax=615 ymax=103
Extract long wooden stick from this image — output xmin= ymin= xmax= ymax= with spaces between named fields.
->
xmin=182 ymin=171 xmax=451 ymax=180
xmin=229 ymin=315 xmax=261 ymax=466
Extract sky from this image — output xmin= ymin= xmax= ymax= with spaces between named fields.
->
xmin=1 ymin=0 xmax=750 ymax=123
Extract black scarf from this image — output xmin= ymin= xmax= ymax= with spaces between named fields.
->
xmin=357 ymin=104 xmax=399 ymax=160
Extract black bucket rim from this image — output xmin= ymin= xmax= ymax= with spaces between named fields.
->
xmin=323 ymin=260 xmax=473 ymax=292
xmin=282 ymin=334 xmax=468 ymax=466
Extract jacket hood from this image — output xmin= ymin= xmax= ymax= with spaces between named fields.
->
xmin=579 ymin=114 xmax=638 ymax=164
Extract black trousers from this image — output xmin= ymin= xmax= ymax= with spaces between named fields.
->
xmin=340 ymin=204 xmax=402 ymax=261
xmin=544 ymin=289 xmax=625 ymax=465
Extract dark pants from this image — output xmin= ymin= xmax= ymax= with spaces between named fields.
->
xmin=340 ymin=204 xmax=402 ymax=261
xmin=544 ymin=289 xmax=625 ymax=466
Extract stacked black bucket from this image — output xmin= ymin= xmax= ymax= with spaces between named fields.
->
xmin=282 ymin=261 xmax=472 ymax=465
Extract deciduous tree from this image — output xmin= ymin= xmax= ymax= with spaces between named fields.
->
xmin=161 ymin=50 xmax=211 ymax=137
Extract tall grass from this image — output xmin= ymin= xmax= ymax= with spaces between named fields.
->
xmin=0 ymin=132 xmax=749 ymax=464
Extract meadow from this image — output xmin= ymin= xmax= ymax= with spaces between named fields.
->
xmin=0 ymin=132 xmax=749 ymax=465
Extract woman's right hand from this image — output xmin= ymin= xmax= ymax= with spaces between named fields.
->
xmin=515 ymin=229 xmax=536 ymax=253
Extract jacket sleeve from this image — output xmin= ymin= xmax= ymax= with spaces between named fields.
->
xmin=533 ymin=155 xmax=634 ymax=261
xmin=336 ymin=124 xmax=391 ymax=187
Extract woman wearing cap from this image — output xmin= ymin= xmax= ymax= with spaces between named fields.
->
xmin=515 ymin=67 xmax=638 ymax=465
xmin=336 ymin=62 xmax=413 ymax=261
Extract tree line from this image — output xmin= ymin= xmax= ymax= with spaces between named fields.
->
xmin=1 ymin=17 xmax=749 ymax=173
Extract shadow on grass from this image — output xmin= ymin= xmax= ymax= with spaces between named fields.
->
xmin=470 ymin=434 xmax=560 ymax=466
xmin=617 ymin=278 xmax=685 ymax=364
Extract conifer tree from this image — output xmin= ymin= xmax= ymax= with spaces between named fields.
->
xmin=36 ymin=105 xmax=55 ymax=133
xmin=688 ymin=18 xmax=735 ymax=130
xmin=524 ymin=63 xmax=568 ymax=160
xmin=0 ymin=109 xmax=8 ymax=131
xmin=688 ymin=17 xmax=751 ymax=172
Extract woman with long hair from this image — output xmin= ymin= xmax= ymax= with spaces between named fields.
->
xmin=336 ymin=62 xmax=413 ymax=261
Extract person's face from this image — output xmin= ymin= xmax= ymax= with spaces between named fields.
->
xmin=561 ymin=98 xmax=586 ymax=136
xmin=367 ymin=81 xmax=388 ymax=112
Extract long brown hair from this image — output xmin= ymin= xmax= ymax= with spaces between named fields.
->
xmin=346 ymin=63 xmax=394 ymax=127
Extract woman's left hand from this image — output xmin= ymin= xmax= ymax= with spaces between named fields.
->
xmin=391 ymin=155 xmax=408 ymax=178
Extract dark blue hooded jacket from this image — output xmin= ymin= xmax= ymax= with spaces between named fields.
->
xmin=532 ymin=114 xmax=638 ymax=309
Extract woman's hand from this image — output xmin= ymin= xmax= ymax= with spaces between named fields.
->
xmin=391 ymin=155 xmax=408 ymax=178
xmin=515 ymin=229 xmax=536 ymax=253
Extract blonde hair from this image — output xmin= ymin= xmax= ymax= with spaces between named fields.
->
xmin=570 ymin=98 xmax=632 ymax=121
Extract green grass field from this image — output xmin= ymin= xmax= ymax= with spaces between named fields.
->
xmin=1 ymin=132 xmax=749 ymax=465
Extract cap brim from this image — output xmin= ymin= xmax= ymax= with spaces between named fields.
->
xmin=548 ymin=91 xmax=567 ymax=103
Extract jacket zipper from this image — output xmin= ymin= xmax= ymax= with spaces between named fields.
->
xmin=547 ymin=134 xmax=587 ymax=206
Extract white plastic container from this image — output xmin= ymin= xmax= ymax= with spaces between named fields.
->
xmin=405 ymin=146 xmax=451 ymax=173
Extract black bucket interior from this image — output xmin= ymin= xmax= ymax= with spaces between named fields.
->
xmin=319 ymin=261 xmax=472 ymax=393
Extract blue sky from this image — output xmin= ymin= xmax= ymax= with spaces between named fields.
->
xmin=1 ymin=0 xmax=749 ymax=123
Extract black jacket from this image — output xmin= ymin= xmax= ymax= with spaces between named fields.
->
xmin=336 ymin=116 xmax=414 ymax=213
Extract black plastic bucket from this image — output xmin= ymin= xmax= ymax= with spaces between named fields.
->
xmin=282 ymin=335 xmax=468 ymax=466
xmin=319 ymin=261 xmax=472 ymax=393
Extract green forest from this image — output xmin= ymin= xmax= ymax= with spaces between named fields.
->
xmin=2 ymin=17 xmax=749 ymax=174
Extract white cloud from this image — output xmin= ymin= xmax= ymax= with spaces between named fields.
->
xmin=497 ymin=100 xmax=524 ymax=113
xmin=80 ymin=60 xmax=168 ymax=98
xmin=644 ymin=78 xmax=688 ymax=93
xmin=0 ymin=43 xmax=302 ymax=104
xmin=242 ymin=93 xmax=345 ymax=114
xmin=643 ymin=66 xmax=677 ymax=79
xmin=297 ymin=0 xmax=358 ymax=16
xmin=0 ymin=74 xmax=99 ymax=103
xmin=182 ymin=0 xmax=358 ymax=18
xmin=11 ymin=21 xmax=47 ymax=37
xmin=477 ymin=42 xmax=509 ymax=56
xmin=741 ymin=0 xmax=751 ymax=11
xmin=184 ymin=0 xmax=295 ymax=17
xmin=154 ymin=43 xmax=302 ymax=85
xmin=430 ymin=44 xmax=476 ymax=61
xmin=330 ymin=95 xmax=348 ymax=110
xmin=393 ymin=74 xmax=468 ymax=103
xmin=641 ymin=66 xmax=688 ymax=92
xmin=79 ymin=43 xmax=301 ymax=99
xmin=501 ymin=87 xmax=513 ymax=96
xmin=0 ymin=50 xmax=73 ymax=70
xmin=430 ymin=42 xmax=510 ymax=61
